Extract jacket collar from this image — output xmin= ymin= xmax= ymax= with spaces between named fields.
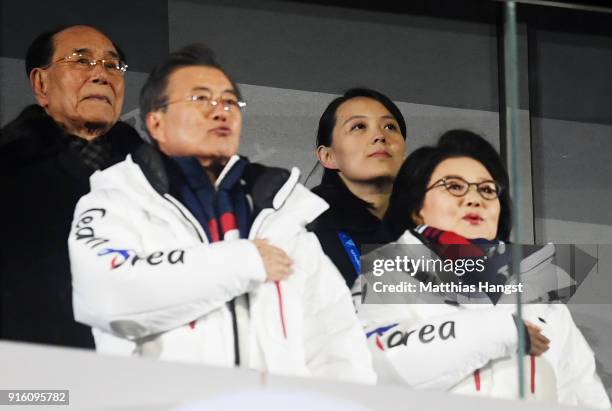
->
xmin=130 ymin=143 xmax=171 ymax=194
xmin=0 ymin=105 xmax=70 ymax=164
xmin=311 ymin=182 xmax=384 ymax=232
xmin=0 ymin=104 xmax=142 ymax=168
xmin=131 ymin=145 xmax=299 ymax=215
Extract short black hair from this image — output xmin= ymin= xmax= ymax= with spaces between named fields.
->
xmin=388 ymin=129 xmax=512 ymax=241
xmin=25 ymin=25 xmax=126 ymax=77
xmin=139 ymin=43 xmax=242 ymax=134
xmin=315 ymin=87 xmax=407 ymax=207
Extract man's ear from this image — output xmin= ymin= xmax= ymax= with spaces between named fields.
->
xmin=30 ymin=68 xmax=49 ymax=107
xmin=316 ymin=145 xmax=338 ymax=170
xmin=145 ymin=111 xmax=165 ymax=146
xmin=411 ymin=210 xmax=425 ymax=226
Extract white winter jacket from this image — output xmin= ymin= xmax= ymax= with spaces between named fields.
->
xmin=358 ymin=230 xmax=610 ymax=408
xmin=68 ymin=151 xmax=375 ymax=384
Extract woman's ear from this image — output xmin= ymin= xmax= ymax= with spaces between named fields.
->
xmin=411 ymin=210 xmax=424 ymax=226
xmin=316 ymin=145 xmax=338 ymax=170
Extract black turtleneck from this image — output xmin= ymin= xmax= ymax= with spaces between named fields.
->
xmin=308 ymin=181 xmax=398 ymax=288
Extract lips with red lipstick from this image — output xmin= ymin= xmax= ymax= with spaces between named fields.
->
xmin=82 ymin=94 xmax=112 ymax=105
xmin=209 ymin=126 xmax=232 ymax=136
xmin=368 ymin=149 xmax=391 ymax=158
xmin=463 ymin=213 xmax=484 ymax=225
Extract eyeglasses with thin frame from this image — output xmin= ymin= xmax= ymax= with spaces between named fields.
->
xmin=41 ymin=52 xmax=128 ymax=75
xmin=426 ymin=176 xmax=502 ymax=200
xmin=160 ymin=92 xmax=247 ymax=113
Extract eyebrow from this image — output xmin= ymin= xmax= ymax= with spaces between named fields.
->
xmin=190 ymin=86 xmax=237 ymax=96
xmin=443 ymin=174 xmax=494 ymax=182
xmin=342 ymin=114 xmax=397 ymax=126
xmin=73 ymin=48 xmax=119 ymax=58
xmin=342 ymin=115 xmax=366 ymax=126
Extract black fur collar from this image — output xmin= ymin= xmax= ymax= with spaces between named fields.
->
xmin=0 ymin=105 xmax=69 ymax=164
xmin=0 ymin=105 xmax=142 ymax=168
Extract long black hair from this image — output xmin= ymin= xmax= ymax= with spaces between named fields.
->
xmin=313 ymin=87 xmax=407 ymax=208
xmin=388 ymin=129 xmax=512 ymax=241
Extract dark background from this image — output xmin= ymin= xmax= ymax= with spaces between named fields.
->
xmin=1 ymin=0 xmax=611 ymax=397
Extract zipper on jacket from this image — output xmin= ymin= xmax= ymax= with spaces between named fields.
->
xmin=228 ymin=299 xmax=240 ymax=366
xmin=165 ymin=180 xmax=291 ymax=362
xmin=212 ymin=191 xmax=242 ymax=367
xmin=162 ymin=195 xmax=206 ymax=334
xmin=165 ymin=192 xmax=242 ymax=365
xmin=162 ymin=194 xmax=205 ymax=242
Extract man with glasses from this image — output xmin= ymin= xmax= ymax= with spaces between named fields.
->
xmin=0 ymin=26 xmax=142 ymax=348
xmin=67 ymin=44 xmax=375 ymax=383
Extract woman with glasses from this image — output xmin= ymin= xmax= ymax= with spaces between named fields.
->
xmin=359 ymin=130 xmax=610 ymax=408
xmin=308 ymin=88 xmax=406 ymax=289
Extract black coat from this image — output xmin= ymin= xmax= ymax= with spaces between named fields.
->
xmin=0 ymin=105 xmax=143 ymax=348
xmin=308 ymin=182 xmax=398 ymax=288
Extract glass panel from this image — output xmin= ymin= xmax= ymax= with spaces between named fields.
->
xmin=503 ymin=3 xmax=527 ymax=396
xmin=512 ymin=0 xmax=612 ymax=404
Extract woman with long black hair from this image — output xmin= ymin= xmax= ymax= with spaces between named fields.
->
xmin=309 ymin=88 xmax=407 ymax=287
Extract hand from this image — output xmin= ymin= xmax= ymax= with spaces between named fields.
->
xmin=252 ymin=239 xmax=293 ymax=282
xmin=524 ymin=320 xmax=550 ymax=356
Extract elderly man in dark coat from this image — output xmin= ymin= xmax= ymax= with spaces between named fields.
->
xmin=0 ymin=25 xmax=142 ymax=348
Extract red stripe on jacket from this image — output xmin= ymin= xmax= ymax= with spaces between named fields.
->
xmin=530 ymin=355 xmax=536 ymax=394
xmin=275 ymin=281 xmax=287 ymax=339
